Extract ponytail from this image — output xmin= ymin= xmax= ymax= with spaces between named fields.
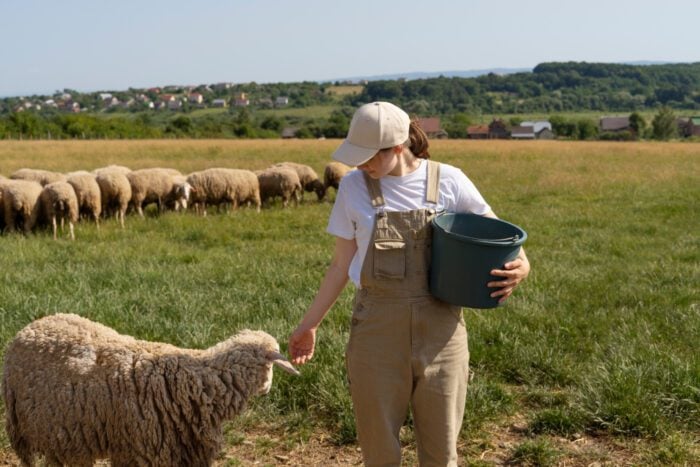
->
xmin=408 ymin=120 xmax=430 ymax=159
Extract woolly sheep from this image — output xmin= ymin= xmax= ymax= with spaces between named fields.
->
xmin=127 ymin=168 xmax=192 ymax=217
xmin=95 ymin=169 xmax=131 ymax=229
xmin=10 ymin=168 xmax=67 ymax=186
xmin=66 ymin=172 xmax=101 ymax=227
xmin=39 ymin=181 xmax=79 ymax=240
xmin=2 ymin=180 xmax=43 ymax=234
xmin=255 ymin=166 xmax=302 ymax=208
xmin=324 ymin=161 xmax=353 ymax=193
xmin=186 ymin=168 xmax=261 ymax=215
xmin=274 ymin=162 xmax=326 ymax=201
xmin=3 ymin=313 xmax=299 ymax=467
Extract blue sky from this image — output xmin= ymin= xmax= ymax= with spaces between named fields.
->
xmin=1 ymin=0 xmax=698 ymax=97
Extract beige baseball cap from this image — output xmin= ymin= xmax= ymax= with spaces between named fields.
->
xmin=331 ymin=101 xmax=410 ymax=166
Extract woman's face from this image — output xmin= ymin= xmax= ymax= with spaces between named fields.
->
xmin=358 ymin=148 xmax=397 ymax=179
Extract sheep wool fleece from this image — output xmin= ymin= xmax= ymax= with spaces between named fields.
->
xmin=346 ymin=161 xmax=469 ymax=467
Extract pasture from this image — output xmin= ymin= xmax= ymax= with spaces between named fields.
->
xmin=0 ymin=139 xmax=698 ymax=465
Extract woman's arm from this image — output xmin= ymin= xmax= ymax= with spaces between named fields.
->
xmin=483 ymin=210 xmax=530 ymax=303
xmin=288 ymin=236 xmax=358 ymax=365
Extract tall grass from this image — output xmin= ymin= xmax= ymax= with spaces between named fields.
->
xmin=0 ymin=140 xmax=697 ymax=460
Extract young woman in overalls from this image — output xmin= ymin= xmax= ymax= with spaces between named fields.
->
xmin=289 ymin=102 xmax=530 ymax=466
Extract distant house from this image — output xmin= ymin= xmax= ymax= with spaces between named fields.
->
xmin=536 ymin=128 xmax=555 ymax=140
xmin=679 ymin=116 xmax=700 ymax=137
xmin=188 ymin=93 xmax=203 ymax=105
xmin=234 ymin=92 xmax=249 ymax=107
xmin=519 ymin=120 xmax=554 ymax=140
xmin=416 ymin=117 xmax=448 ymax=138
xmin=510 ymin=125 xmax=536 ymax=140
xmin=689 ymin=117 xmax=700 ymax=137
xmin=167 ymin=100 xmax=182 ymax=110
xmin=467 ymin=124 xmax=489 ymax=139
xmin=281 ymin=127 xmax=298 ymax=139
xmin=63 ymin=101 xmax=80 ymax=113
xmin=212 ymin=99 xmax=228 ymax=108
xmin=275 ymin=96 xmax=289 ymax=107
xmin=521 ymin=120 xmax=552 ymax=134
xmin=488 ymin=119 xmax=509 ymax=139
xmin=599 ymin=116 xmax=631 ymax=133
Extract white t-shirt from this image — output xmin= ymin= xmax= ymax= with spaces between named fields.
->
xmin=327 ymin=159 xmax=491 ymax=287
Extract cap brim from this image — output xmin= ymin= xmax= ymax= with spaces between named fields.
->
xmin=331 ymin=139 xmax=377 ymax=167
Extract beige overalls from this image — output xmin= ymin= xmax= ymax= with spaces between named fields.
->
xmin=346 ymin=160 xmax=470 ymax=467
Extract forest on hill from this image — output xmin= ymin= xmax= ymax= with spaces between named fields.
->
xmin=1 ymin=62 xmax=699 ymax=140
xmin=359 ymin=62 xmax=700 ymax=114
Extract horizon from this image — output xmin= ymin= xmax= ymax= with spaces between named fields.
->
xmin=2 ymin=0 xmax=699 ymax=98
xmin=1 ymin=60 xmax=693 ymax=100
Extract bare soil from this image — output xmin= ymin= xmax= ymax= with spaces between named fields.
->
xmin=2 ymin=416 xmax=691 ymax=467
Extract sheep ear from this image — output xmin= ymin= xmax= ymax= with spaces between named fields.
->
xmin=268 ymin=351 xmax=301 ymax=376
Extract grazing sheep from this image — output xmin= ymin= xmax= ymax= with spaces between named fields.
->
xmin=127 ymin=168 xmax=192 ymax=217
xmin=186 ymin=168 xmax=261 ymax=215
xmin=3 ymin=313 xmax=299 ymax=467
xmin=66 ymin=172 xmax=101 ymax=227
xmin=324 ymin=161 xmax=353 ymax=193
xmin=40 ymin=181 xmax=79 ymax=240
xmin=95 ymin=169 xmax=131 ymax=228
xmin=274 ymin=162 xmax=326 ymax=201
xmin=2 ymin=180 xmax=43 ymax=234
xmin=256 ymin=166 xmax=302 ymax=208
xmin=10 ymin=168 xmax=67 ymax=186
xmin=0 ymin=177 xmax=10 ymax=231
xmin=92 ymin=165 xmax=131 ymax=177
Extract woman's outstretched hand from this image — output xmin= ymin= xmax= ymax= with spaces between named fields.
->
xmin=288 ymin=326 xmax=317 ymax=365
xmin=488 ymin=254 xmax=530 ymax=303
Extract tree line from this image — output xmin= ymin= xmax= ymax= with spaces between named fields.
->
xmin=356 ymin=62 xmax=700 ymax=114
xmin=1 ymin=62 xmax=698 ymax=140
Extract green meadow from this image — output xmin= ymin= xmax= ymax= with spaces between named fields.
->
xmin=0 ymin=140 xmax=698 ymax=465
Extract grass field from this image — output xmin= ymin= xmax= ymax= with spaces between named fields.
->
xmin=0 ymin=140 xmax=698 ymax=465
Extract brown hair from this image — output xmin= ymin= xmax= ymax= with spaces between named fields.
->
xmin=408 ymin=119 xmax=430 ymax=159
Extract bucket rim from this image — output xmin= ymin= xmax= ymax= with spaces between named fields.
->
xmin=432 ymin=212 xmax=527 ymax=247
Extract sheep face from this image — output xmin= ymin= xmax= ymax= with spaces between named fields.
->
xmin=172 ymin=181 xmax=193 ymax=211
xmin=311 ymin=180 xmax=326 ymax=201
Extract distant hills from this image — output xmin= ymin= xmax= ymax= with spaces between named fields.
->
xmin=328 ymin=67 xmax=531 ymax=83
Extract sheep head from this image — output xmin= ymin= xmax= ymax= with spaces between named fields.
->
xmin=209 ymin=330 xmax=299 ymax=397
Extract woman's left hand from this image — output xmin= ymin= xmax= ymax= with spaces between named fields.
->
xmin=488 ymin=253 xmax=530 ymax=303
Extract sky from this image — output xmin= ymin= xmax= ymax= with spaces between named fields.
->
xmin=1 ymin=0 xmax=698 ymax=97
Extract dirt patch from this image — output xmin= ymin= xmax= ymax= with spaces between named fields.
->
xmin=0 ymin=420 xmax=695 ymax=466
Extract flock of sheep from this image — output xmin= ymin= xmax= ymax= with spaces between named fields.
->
xmin=0 ymin=161 xmax=352 ymax=240
xmin=0 ymin=159 xmax=356 ymax=464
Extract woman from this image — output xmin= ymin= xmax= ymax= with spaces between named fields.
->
xmin=289 ymin=101 xmax=530 ymax=466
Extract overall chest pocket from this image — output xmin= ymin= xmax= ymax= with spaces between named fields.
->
xmin=373 ymin=239 xmax=406 ymax=279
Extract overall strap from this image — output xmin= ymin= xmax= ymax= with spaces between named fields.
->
xmin=363 ymin=171 xmax=385 ymax=208
xmin=426 ymin=160 xmax=441 ymax=204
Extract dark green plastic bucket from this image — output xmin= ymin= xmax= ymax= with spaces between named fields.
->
xmin=430 ymin=213 xmax=527 ymax=309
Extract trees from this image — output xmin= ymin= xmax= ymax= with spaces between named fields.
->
xmin=628 ymin=111 xmax=647 ymax=138
xmin=651 ymin=107 xmax=678 ymax=140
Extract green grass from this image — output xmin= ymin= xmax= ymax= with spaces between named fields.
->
xmin=0 ymin=140 xmax=698 ymax=463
